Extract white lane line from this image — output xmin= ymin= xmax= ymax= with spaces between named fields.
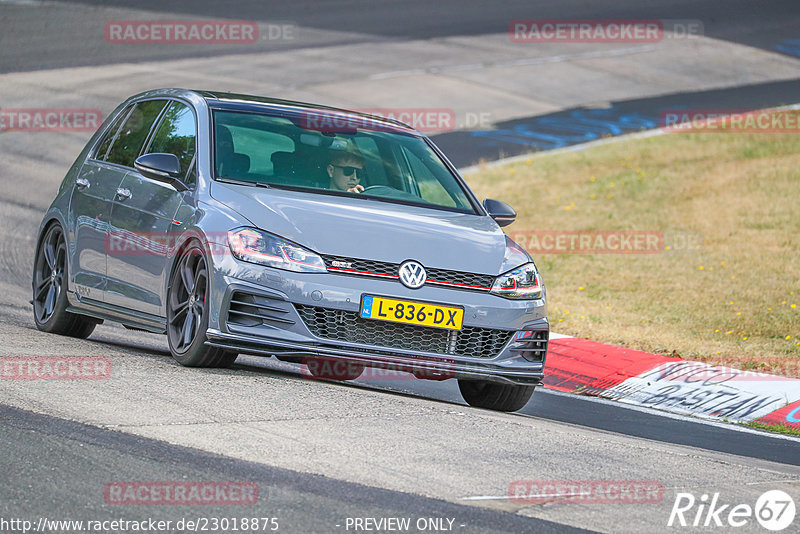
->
xmin=459 ymin=495 xmax=512 ymax=501
xmin=370 ymin=68 xmax=428 ymax=79
xmin=460 ymin=493 xmax=577 ymax=501
xmin=0 ymin=0 xmax=51 ymax=4
xmin=369 ymin=45 xmax=656 ymax=80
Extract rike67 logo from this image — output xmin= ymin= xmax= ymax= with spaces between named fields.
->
xmin=668 ymin=490 xmax=796 ymax=531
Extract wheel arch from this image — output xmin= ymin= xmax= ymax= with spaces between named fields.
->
xmin=163 ymin=226 xmax=223 ymax=314
xmin=32 ymin=212 xmax=69 ymax=290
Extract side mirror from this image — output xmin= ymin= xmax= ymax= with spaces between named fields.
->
xmin=134 ymin=153 xmax=187 ymax=191
xmin=483 ymin=198 xmax=516 ymax=227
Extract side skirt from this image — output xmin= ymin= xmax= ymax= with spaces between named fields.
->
xmin=66 ymin=293 xmax=166 ymax=334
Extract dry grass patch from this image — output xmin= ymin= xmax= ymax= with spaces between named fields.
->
xmin=465 ymin=131 xmax=800 ymax=376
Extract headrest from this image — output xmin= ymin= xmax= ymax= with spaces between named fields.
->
xmin=271 ymin=151 xmax=295 ymax=176
xmin=228 ymin=153 xmax=250 ymax=175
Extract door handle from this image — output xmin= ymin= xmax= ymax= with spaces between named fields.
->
xmin=75 ymin=177 xmax=89 ymax=189
xmin=115 ymin=188 xmax=132 ymax=200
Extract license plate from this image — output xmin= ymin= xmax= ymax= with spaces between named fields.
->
xmin=360 ymin=295 xmax=463 ymax=330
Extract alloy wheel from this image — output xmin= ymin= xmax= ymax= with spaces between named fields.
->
xmin=33 ymin=225 xmax=66 ymax=323
xmin=167 ymin=249 xmax=208 ymax=353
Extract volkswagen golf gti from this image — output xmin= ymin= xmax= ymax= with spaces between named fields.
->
xmin=32 ymin=88 xmax=548 ymax=412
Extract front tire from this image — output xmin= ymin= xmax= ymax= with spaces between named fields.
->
xmin=458 ymin=379 xmax=535 ymax=412
xmin=32 ymin=223 xmax=97 ymax=338
xmin=166 ymin=241 xmax=236 ymax=368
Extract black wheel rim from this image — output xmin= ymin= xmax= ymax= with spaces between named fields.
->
xmin=167 ymin=248 xmax=207 ymax=353
xmin=33 ymin=225 xmax=66 ymax=323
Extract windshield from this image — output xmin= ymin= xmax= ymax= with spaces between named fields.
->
xmin=212 ymin=109 xmax=477 ymax=213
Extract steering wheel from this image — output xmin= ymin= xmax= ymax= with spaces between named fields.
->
xmin=361 ymin=185 xmax=392 ymax=193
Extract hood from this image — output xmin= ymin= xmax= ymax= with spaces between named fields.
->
xmin=210 ymin=181 xmax=524 ymax=275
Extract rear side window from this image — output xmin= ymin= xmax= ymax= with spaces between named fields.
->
xmin=94 ymin=105 xmax=131 ymax=160
xmin=215 ymin=120 xmax=294 ymax=179
xmin=147 ymin=101 xmax=197 ymax=178
xmin=105 ymin=99 xmax=168 ymax=167
xmin=228 ymin=128 xmax=294 ymax=176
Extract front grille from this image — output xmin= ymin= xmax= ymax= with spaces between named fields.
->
xmin=227 ymin=291 xmax=295 ymax=328
xmin=322 ymin=255 xmax=397 ymax=277
xmin=295 ymin=304 xmax=514 ymax=358
xmin=320 ymin=254 xmax=495 ymax=291
xmin=509 ymin=330 xmax=548 ymax=362
xmin=426 ymin=267 xmax=495 ymax=290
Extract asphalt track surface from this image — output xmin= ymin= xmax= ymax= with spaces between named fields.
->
xmin=436 ymin=77 xmax=800 ymax=166
xmin=2 ymin=0 xmax=799 ymax=73
xmin=341 ymin=370 xmax=800 ymax=467
xmin=1 ymin=405 xmax=586 ymax=534
xmin=2 ymin=1 xmax=800 ymax=533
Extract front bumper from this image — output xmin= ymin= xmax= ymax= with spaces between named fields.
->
xmin=206 ymin=329 xmax=545 ymax=386
xmin=206 ymin=261 xmax=548 ymax=386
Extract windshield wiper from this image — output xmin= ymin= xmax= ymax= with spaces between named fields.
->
xmin=216 ymin=177 xmax=271 ymax=188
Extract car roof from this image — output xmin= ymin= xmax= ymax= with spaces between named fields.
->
xmin=193 ymin=89 xmax=420 ymax=136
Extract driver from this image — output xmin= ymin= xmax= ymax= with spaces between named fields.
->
xmin=326 ymin=149 xmax=365 ymax=193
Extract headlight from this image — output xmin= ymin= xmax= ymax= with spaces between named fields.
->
xmin=490 ymin=262 xmax=542 ymax=299
xmin=227 ymin=227 xmax=327 ymax=273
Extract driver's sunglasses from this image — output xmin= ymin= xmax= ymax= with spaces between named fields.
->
xmin=333 ymin=165 xmax=363 ymax=178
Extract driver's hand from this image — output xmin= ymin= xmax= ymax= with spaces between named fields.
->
xmin=347 ymin=184 xmax=365 ymax=193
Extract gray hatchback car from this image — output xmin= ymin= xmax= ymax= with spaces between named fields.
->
xmin=32 ymin=89 xmax=548 ymax=412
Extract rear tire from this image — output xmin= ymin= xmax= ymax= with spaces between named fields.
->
xmin=458 ymin=379 xmax=535 ymax=412
xmin=166 ymin=241 xmax=237 ymax=368
xmin=32 ymin=223 xmax=97 ymax=339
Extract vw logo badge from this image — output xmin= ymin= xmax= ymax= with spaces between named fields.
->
xmin=398 ymin=260 xmax=427 ymax=289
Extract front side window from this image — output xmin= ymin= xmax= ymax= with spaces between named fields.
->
xmin=401 ymin=146 xmax=458 ymax=208
xmin=147 ymin=101 xmax=197 ymax=180
xmin=212 ymin=109 xmax=476 ymax=213
xmin=105 ymin=99 xmax=168 ymax=167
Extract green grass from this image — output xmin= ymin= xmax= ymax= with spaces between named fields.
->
xmin=745 ymin=421 xmax=800 ymax=437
